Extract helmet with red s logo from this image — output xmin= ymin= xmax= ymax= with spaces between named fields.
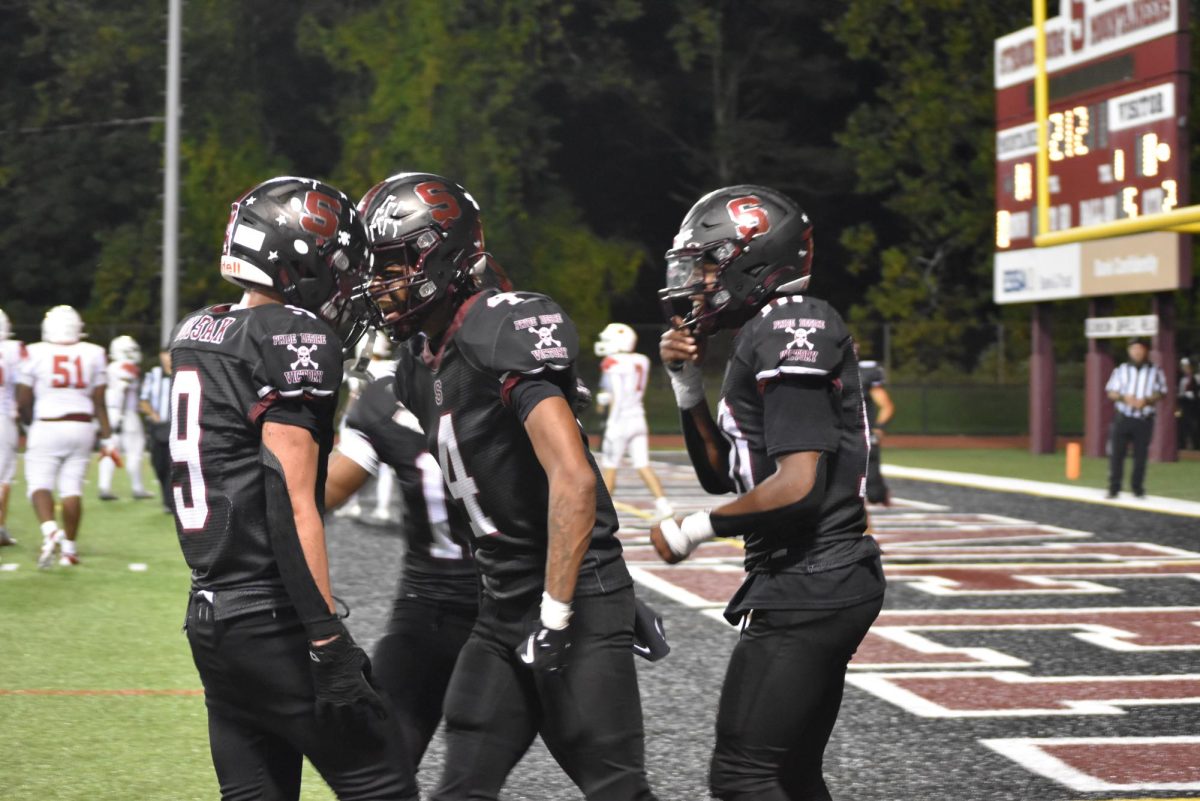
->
xmin=659 ymin=185 xmax=813 ymax=333
xmin=356 ymin=172 xmax=486 ymax=341
xmin=220 ymin=176 xmax=372 ymax=351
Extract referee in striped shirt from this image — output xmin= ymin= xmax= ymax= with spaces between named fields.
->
xmin=138 ymin=348 xmax=173 ymax=513
xmin=1105 ymin=338 xmax=1167 ymax=499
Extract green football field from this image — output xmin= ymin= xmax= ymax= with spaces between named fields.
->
xmin=0 ymin=461 xmax=336 ymax=800
xmin=886 ymin=446 xmax=1200 ymax=502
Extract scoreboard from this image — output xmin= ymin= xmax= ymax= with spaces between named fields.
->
xmin=993 ymin=0 xmax=1190 ymax=304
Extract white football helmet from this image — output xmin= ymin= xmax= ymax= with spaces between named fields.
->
xmin=109 ymin=335 xmax=142 ymax=363
xmin=42 ymin=305 xmax=84 ymax=345
xmin=0 ymin=308 xmax=10 ymax=341
xmin=594 ymin=323 xmax=637 ymax=356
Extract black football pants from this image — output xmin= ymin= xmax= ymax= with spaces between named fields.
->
xmin=185 ymin=596 xmax=418 ymax=801
xmin=430 ymin=585 xmax=657 ymax=801
xmin=1108 ymin=413 xmax=1154 ymax=495
xmin=371 ymin=596 xmax=477 ymax=768
xmin=865 ymin=433 xmax=888 ymax=505
xmin=709 ymin=595 xmax=884 ymax=801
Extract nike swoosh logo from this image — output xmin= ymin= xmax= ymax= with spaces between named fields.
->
xmin=632 ymin=644 xmax=650 ymax=657
xmin=519 ymin=636 xmax=536 ymax=665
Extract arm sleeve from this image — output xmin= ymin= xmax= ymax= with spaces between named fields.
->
xmin=89 ymin=347 xmax=108 ymax=388
xmin=750 ymin=303 xmax=848 ymax=383
xmin=1105 ymin=368 xmax=1121 ymax=393
xmin=507 ymin=377 xmax=567 ymax=424
xmin=15 ymin=352 xmax=33 ymax=387
xmin=251 ymin=322 xmax=343 ymax=435
xmin=762 ymin=376 xmax=841 ymax=458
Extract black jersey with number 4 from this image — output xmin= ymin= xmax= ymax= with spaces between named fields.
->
xmin=393 ymin=288 xmax=630 ymax=601
xmin=341 ymin=375 xmax=478 ymax=607
xmin=717 ymin=294 xmax=883 ymax=614
xmin=168 ymin=302 xmax=341 ymax=615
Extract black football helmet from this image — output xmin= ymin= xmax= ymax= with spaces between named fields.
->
xmin=221 ymin=176 xmax=372 ymax=353
xmin=356 ymin=172 xmax=485 ymax=341
xmin=659 ymin=185 xmax=813 ymax=333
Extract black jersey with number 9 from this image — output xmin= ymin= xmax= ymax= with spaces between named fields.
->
xmin=168 ymin=302 xmax=341 ymax=611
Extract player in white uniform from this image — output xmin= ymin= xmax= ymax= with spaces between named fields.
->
xmin=335 ymin=333 xmax=398 ymax=522
xmin=594 ymin=323 xmax=673 ymax=520
xmin=0 ymin=308 xmax=26 ymax=546
xmin=16 ymin=306 xmax=113 ymax=567
xmin=98 ymin=335 xmax=152 ymax=501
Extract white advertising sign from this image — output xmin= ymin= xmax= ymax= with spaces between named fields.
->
xmin=1084 ymin=314 xmax=1159 ymax=337
xmin=994 ymin=0 xmax=1181 ymax=89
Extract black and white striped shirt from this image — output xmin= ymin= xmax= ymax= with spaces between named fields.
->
xmin=1106 ymin=361 xmax=1167 ymax=419
xmin=140 ymin=366 xmax=172 ymax=422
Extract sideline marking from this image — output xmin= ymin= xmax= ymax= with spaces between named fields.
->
xmin=847 ymin=671 xmax=1200 ymax=717
xmin=981 ymin=736 xmax=1200 ymax=792
xmin=0 ymin=688 xmax=203 ymax=696
xmin=883 ymin=464 xmax=1200 ymax=517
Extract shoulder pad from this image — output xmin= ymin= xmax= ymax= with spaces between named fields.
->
xmin=745 ymin=295 xmax=849 ymax=382
xmin=458 ymin=291 xmax=579 ymax=376
xmin=252 ymin=305 xmax=342 ymax=399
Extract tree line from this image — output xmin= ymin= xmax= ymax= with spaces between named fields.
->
xmin=1 ymin=0 xmax=1194 ymax=373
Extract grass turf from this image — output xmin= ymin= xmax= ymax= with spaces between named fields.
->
xmin=0 ymin=460 xmax=334 ymax=800
xmin=886 ymin=447 xmax=1200 ymax=502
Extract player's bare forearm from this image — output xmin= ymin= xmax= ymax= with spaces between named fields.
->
xmin=138 ymin=400 xmax=160 ymax=423
xmin=17 ymin=385 xmax=33 ymax=426
xmin=525 ymin=395 xmax=595 ymax=603
xmin=715 ymin=451 xmax=820 ymax=517
xmin=263 ymin=421 xmax=335 ymax=614
xmin=682 ymin=402 xmax=731 ymax=484
xmin=871 ymin=386 xmax=895 ymax=427
xmin=545 ymin=467 xmax=594 ymax=603
xmin=92 ymin=386 xmax=112 ymax=439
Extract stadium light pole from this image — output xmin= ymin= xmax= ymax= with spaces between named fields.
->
xmin=161 ymin=0 xmax=181 ymax=348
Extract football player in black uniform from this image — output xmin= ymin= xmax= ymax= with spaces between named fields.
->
xmin=325 ymin=371 xmax=478 ymax=768
xmin=169 ymin=177 xmax=417 ymax=801
xmin=357 ymin=172 xmax=658 ymax=801
xmin=652 ymin=186 xmax=885 ymax=801
xmin=858 ymin=355 xmax=894 ymax=505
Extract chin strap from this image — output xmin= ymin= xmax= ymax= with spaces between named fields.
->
xmin=342 ymin=329 xmax=378 ymax=385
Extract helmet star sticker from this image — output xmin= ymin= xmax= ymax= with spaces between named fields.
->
xmin=267 ymin=250 xmax=279 ymax=262
xmin=275 ymin=213 xmax=288 ymax=226
xmin=244 ymin=196 xmax=257 ymax=205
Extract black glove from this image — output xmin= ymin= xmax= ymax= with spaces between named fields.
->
xmin=632 ymin=597 xmax=670 ymax=662
xmin=516 ymin=626 xmax=571 ymax=674
xmin=309 ymin=628 xmax=389 ymax=725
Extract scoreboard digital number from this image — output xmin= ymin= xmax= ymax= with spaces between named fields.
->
xmin=996 ymin=81 xmax=1180 ymax=248
xmin=992 ymin=0 xmax=1189 ymax=304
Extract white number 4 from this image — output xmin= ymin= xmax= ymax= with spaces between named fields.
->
xmin=486 ymin=292 xmax=525 ymax=307
xmin=437 ymin=413 xmax=498 ymax=538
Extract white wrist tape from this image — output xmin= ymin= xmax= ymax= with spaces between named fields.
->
xmin=659 ymin=511 xmax=715 ymax=559
xmin=540 ymin=591 xmax=573 ymax=630
xmin=667 ymin=362 xmax=706 ymax=409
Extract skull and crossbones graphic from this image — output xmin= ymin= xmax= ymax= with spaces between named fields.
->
xmin=287 ymin=343 xmax=320 ymax=370
xmin=532 ymin=324 xmax=561 ymax=349
xmin=784 ymin=325 xmax=816 ymax=351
